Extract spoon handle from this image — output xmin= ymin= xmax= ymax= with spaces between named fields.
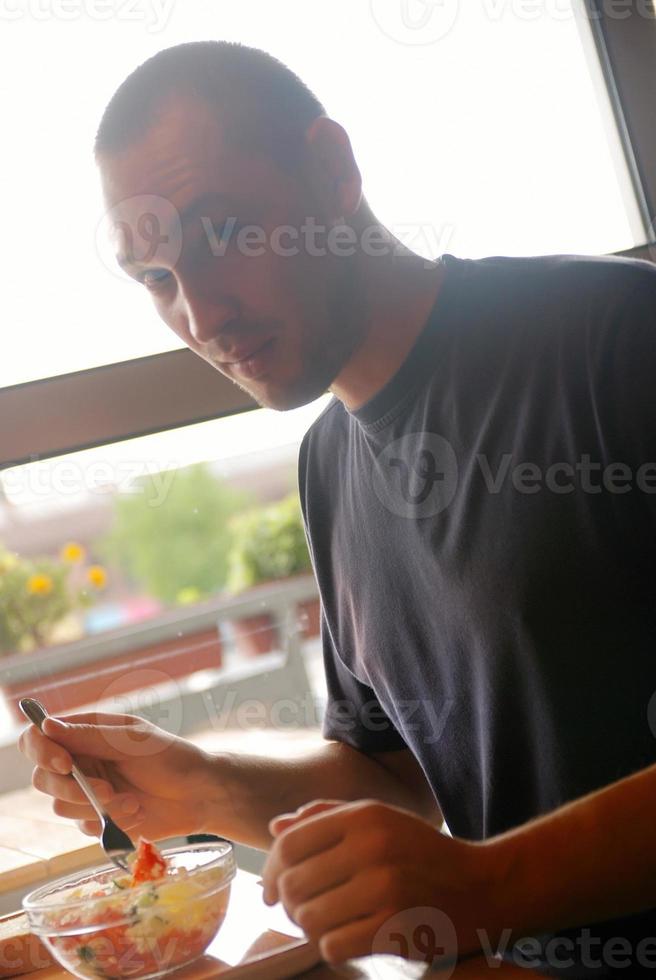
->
xmin=18 ymin=697 xmax=108 ymax=825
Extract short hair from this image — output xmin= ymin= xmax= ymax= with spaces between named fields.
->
xmin=94 ymin=40 xmax=327 ymax=172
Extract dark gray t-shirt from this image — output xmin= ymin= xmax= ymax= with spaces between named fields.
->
xmin=298 ymin=252 xmax=656 ymax=976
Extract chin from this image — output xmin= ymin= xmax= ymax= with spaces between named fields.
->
xmin=248 ymin=377 xmax=329 ymax=412
xmin=256 ymin=391 xmax=315 ymax=412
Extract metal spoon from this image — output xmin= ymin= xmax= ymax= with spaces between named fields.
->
xmin=19 ymin=697 xmax=136 ymax=872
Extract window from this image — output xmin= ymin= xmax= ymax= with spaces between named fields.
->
xmin=1 ymin=0 xmax=645 ymax=388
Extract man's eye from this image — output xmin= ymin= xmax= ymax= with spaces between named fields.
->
xmin=138 ymin=269 xmax=172 ymax=289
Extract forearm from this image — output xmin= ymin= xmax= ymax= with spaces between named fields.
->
xmin=199 ymin=739 xmax=438 ymax=850
xmin=487 ymin=761 xmax=656 ymax=941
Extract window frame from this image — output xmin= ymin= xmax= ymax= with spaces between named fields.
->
xmin=0 ymin=349 xmax=256 ymax=470
xmin=574 ymin=0 xmax=656 ymax=244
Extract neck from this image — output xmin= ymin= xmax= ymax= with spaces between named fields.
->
xmin=329 ymin=224 xmax=447 ymax=412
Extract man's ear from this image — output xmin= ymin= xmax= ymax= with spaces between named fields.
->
xmin=301 ymin=116 xmax=362 ymax=224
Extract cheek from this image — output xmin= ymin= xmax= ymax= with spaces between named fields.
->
xmin=160 ymin=305 xmax=194 ymax=346
xmin=152 ymin=295 xmax=207 ymax=359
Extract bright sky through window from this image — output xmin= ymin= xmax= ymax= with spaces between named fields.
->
xmin=1 ymin=0 xmax=637 ymax=388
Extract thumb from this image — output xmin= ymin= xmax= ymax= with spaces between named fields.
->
xmin=42 ymin=716 xmax=151 ymax=762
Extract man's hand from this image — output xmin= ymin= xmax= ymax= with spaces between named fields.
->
xmin=18 ymin=712 xmax=226 ymax=842
xmin=261 ymin=798 xmax=499 ymax=966
xmin=18 ymin=715 xmax=452 ymax=852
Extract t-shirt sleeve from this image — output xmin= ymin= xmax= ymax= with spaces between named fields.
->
xmin=596 ymin=266 xmax=656 ymax=532
xmin=299 ymin=422 xmax=406 ymax=754
xmin=320 ymin=612 xmax=407 ymax=753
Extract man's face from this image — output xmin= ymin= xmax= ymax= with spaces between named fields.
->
xmin=99 ymin=96 xmax=361 ymax=410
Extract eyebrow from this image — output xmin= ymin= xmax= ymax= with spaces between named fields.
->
xmin=179 ymin=191 xmax=237 ymax=227
xmin=117 ymin=191 xmax=238 ymax=272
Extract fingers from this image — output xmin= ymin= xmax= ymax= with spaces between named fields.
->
xmin=293 ymin=875 xmax=382 ymax=947
xmin=18 ymin=724 xmax=73 ymax=774
xmin=319 ymin=911 xmax=389 ymax=965
xmin=31 ymin=766 xmax=144 ymax=826
xmin=269 ymin=800 xmax=345 ymax=837
xmin=77 ymin=819 xmax=102 ymax=837
xmin=18 ymin=712 xmax=139 ymax=759
xmin=40 ymin=716 xmax=162 ymax=761
xmin=263 ymin=801 xmax=349 ymax=905
xmin=56 ymin=712 xmax=141 ymax=726
xmin=52 ymin=795 xmax=144 ymax=827
xmin=275 ymin=841 xmax=352 ymax=912
xmin=31 ymin=767 xmax=114 ymax=805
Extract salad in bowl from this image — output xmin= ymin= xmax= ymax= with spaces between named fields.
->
xmin=23 ymin=838 xmax=235 ymax=980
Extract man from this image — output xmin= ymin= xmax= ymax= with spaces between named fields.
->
xmin=20 ymin=41 xmax=656 ymax=976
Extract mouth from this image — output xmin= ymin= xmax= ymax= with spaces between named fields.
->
xmin=220 ymin=338 xmax=276 ymax=381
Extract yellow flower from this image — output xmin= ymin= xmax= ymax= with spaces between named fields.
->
xmin=61 ymin=542 xmax=85 ymax=564
xmin=0 ymin=552 xmax=18 ymax=575
xmin=87 ymin=565 xmax=107 ymax=589
xmin=27 ymin=573 xmax=54 ymax=596
xmin=176 ymin=586 xmax=200 ymax=605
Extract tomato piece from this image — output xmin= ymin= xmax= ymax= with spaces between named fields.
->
xmin=130 ymin=838 xmax=168 ymax=884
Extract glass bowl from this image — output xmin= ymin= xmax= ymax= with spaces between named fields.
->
xmin=22 ymin=841 xmax=236 ymax=980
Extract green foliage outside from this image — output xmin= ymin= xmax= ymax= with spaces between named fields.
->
xmin=226 ymin=493 xmax=312 ymax=594
xmin=101 ymin=464 xmax=252 ymax=605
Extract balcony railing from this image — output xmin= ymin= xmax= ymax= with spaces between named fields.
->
xmin=0 ymin=574 xmax=322 ymax=794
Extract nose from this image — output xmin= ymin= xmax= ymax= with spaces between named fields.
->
xmin=178 ymin=278 xmax=236 ymax=346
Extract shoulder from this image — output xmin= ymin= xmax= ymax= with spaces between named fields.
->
xmin=298 ymin=396 xmax=347 ymax=494
xmin=454 ymin=251 xmax=656 ymax=303
xmin=299 ymin=395 xmax=344 ymax=454
xmin=457 ymin=250 xmax=655 ymax=279
xmin=450 ymin=253 xmax=656 ymax=362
